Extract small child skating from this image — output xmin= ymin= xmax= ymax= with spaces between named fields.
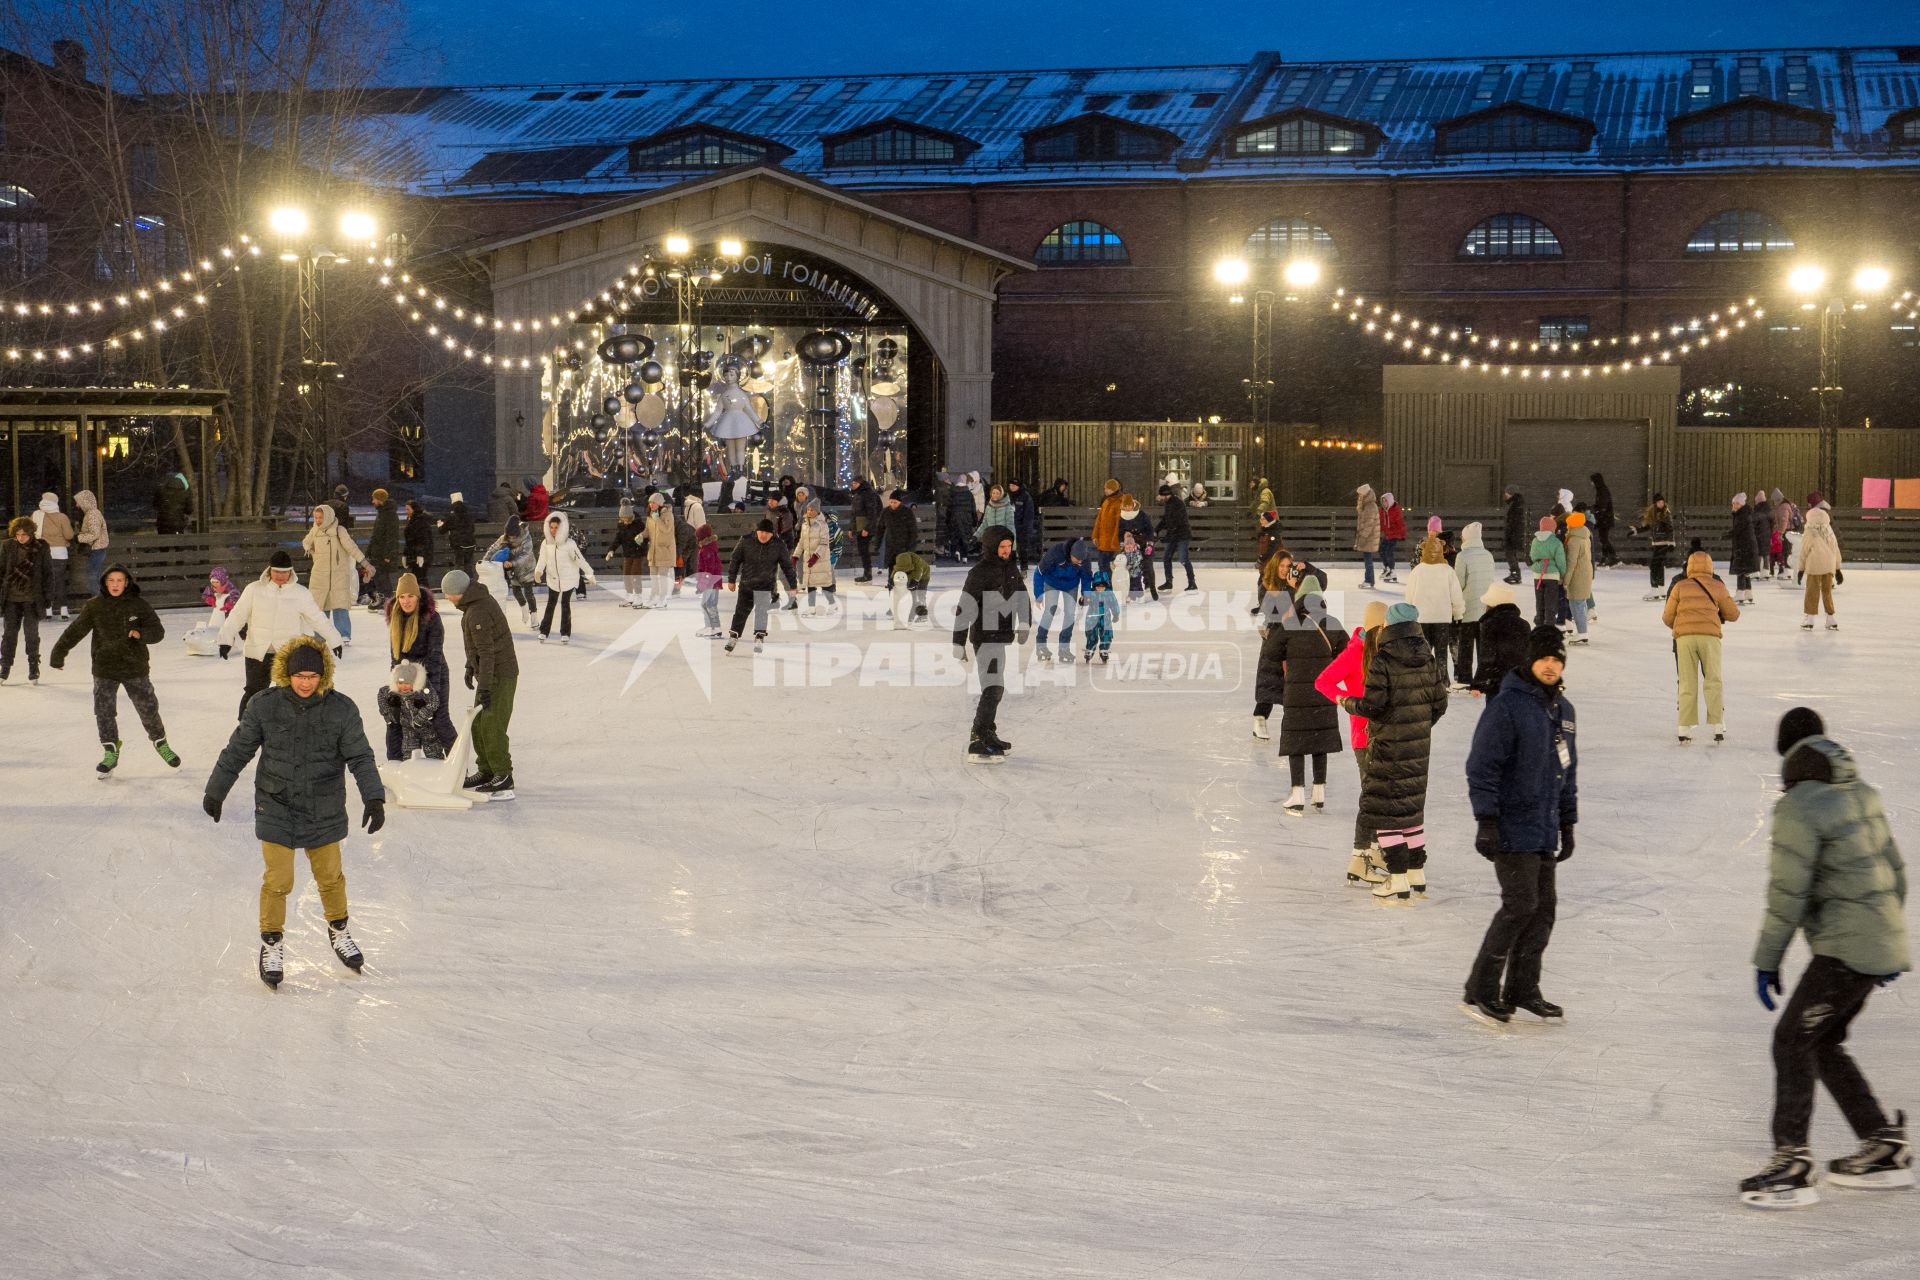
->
xmin=204 ymin=565 xmax=239 ymax=614
xmin=1083 ymin=565 xmax=1118 ymax=663
xmin=376 ymin=660 xmax=446 ymax=762
xmin=49 ymin=563 xmax=180 ymax=775
xmin=694 ymin=522 xmax=725 ymax=637
xmin=1118 ymin=532 xmax=1146 ymax=602
xmin=890 ymin=551 xmax=931 ymax=629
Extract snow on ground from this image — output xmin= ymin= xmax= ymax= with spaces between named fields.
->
xmin=1 ymin=561 xmax=1915 ymax=1279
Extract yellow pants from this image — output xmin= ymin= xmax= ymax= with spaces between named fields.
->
xmin=259 ymin=842 xmax=347 ymax=934
xmin=1802 ymin=573 xmax=1835 ymax=616
xmin=1674 ymin=634 xmax=1724 ymax=729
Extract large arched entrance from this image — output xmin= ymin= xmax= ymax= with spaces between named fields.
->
xmin=472 ymin=167 xmax=1028 ymax=498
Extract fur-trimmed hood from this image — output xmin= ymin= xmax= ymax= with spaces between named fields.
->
xmin=540 ymin=511 xmax=572 ymax=543
xmin=270 ymin=635 xmax=336 ymax=692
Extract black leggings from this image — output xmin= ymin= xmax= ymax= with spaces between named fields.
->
xmin=1287 ymin=753 xmax=1327 ymax=787
xmin=1648 ymin=547 xmax=1670 ymax=590
xmin=540 ymin=586 xmax=572 ymax=637
xmin=1771 ymin=955 xmax=1889 ymax=1147
xmin=1254 ymin=701 xmax=1273 ymax=718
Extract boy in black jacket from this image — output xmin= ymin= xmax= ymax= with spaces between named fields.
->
xmin=725 ymin=520 xmax=798 ymax=654
xmin=953 ymin=529 xmax=1031 ymax=761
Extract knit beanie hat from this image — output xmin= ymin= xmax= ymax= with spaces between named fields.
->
xmin=394 ymin=572 xmax=420 ymax=599
xmin=618 ymin=499 xmax=635 ymax=518
xmin=1480 ymin=581 xmax=1516 ymax=609
xmin=286 ymin=643 xmax=326 ymax=677
xmin=1732 ymin=491 xmax=1747 ymax=506
xmin=1070 ymin=538 xmax=1094 ymax=562
xmin=1385 ymin=602 xmax=1418 ymax=625
xmin=1361 ymin=600 xmax=1389 ymax=629
xmin=269 ymin=550 xmax=293 ymax=569
xmin=757 ymin=518 xmax=776 ymax=533
xmin=890 ymin=489 xmax=908 ymax=503
xmin=1538 ymin=516 xmax=1556 ymax=532
xmin=1426 ymin=515 xmax=1442 ymax=533
xmin=1776 ymin=707 xmax=1825 ymax=755
xmin=391 ymin=661 xmax=423 ymax=688
xmin=1526 ymin=625 xmax=1567 ymax=664
xmin=440 ymin=569 xmax=470 ymax=596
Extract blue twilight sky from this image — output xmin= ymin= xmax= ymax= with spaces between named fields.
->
xmin=393 ymin=0 xmax=1920 ymax=85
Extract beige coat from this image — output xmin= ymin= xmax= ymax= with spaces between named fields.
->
xmin=301 ymin=504 xmax=367 ymax=612
xmin=74 ymin=490 xmax=108 ymax=551
xmin=1563 ymin=522 xmax=1594 ymax=599
xmin=34 ymin=496 xmax=74 ymax=553
xmin=1662 ymin=551 xmax=1741 ymax=638
xmin=644 ymin=508 xmax=677 ymax=571
xmin=1353 ymin=485 xmax=1381 ymax=553
xmin=1795 ymin=507 xmax=1843 ymax=577
xmin=796 ymin=513 xmax=835 ymax=587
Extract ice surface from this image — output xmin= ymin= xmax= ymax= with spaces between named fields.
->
xmin=2 ymin=563 xmax=1915 ymax=1278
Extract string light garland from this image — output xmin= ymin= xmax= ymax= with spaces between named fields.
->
xmin=0 ymin=259 xmax=250 ymax=364
xmin=3 ymin=236 xmax=263 ymax=322
xmin=377 ymin=261 xmax=670 ymax=368
xmin=1329 ymin=288 xmax=1768 ymax=377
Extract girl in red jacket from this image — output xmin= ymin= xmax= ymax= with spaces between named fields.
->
xmin=1315 ymin=598 xmax=1390 ymax=885
xmin=1378 ymin=494 xmax=1408 ymax=583
xmin=694 ymin=523 xmax=725 ymax=637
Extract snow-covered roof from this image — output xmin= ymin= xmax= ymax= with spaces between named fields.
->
xmin=344 ymin=47 xmax=1920 ymax=194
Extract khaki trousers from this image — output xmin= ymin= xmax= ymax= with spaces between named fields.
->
xmin=1674 ymin=634 xmax=1724 ymax=729
xmin=260 ymin=841 xmax=347 ymax=934
xmin=1802 ymin=573 xmax=1835 ymax=616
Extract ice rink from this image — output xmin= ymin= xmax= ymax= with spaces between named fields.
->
xmin=2 ymin=559 xmax=1914 ymax=1278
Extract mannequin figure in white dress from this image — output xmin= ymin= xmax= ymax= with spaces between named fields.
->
xmin=703 ymin=359 xmax=762 ymax=472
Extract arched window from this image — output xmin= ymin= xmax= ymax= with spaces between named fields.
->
xmin=93 ymin=214 xmax=188 ymax=281
xmin=1036 ymin=220 xmax=1128 ymax=266
xmin=1686 ymin=209 xmax=1794 ymax=254
xmin=1245 ymin=217 xmax=1338 ymax=261
xmin=0 ymin=184 xmax=50 ymax=284
xmin=1458 ymin=213 xmax=1563 ymax=260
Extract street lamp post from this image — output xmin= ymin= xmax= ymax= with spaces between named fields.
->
xmin=270 ymin=205 xmax=379 ymax=498
xmin=1788 ymin=263 xmax=1891 ymax=504
xmin=1213 ymin=255 xmax=1322 ymax=434
xmin=653 ymin=234 xmax=745 ymax=485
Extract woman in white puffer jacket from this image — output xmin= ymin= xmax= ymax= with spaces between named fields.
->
xmin=1791 ymin=506 xmax=1843 ymax=630
xmin=533 ymin=512 xmax=596 ymax=643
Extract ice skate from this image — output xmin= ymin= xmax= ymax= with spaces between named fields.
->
xmin=1826 ymin=619 xmax=1839 ymax=631
xmin=328 ymin=922 xmax=364 ymax=972
xmin=258 ymin=934 xmax=285 ymax=989
xmin=1283 ymin=786 xmax=1305 ymax=817
xmin=1740 ymin=1146 xmax=1819 ymax=1209
xmin=1677 ymin=729 xmax=1693 ymax=744
xmin=96 ymin=741 xmax=120 ymax=777
xmin=1372 ymin=872 xmax=1411 ymax=903
xmin=1055 ymin=645 xmax=1071 ymax=663
xmin=1408 ymin=866 xmax=1426 ymax=896
xmin=475 ymin=773 xmax=515 ymax=801
xmin=1827 ymin=1112 xmax=1912 ymax=1190
xmin=1711 ymin=724 xmax=1726 ymax=743
xmin=1310 ymin=783 xmax=1326 ymax=812
xmin=1034 ymin=647 xmax=1053 ymax=664
xmin=1099 ymin=651 xmax=1110 ymax=665
xmin=1509 ymin=995 xmax=1563 ymax=1020
xmin=1460 ymin=996 xmax=1513 ymax=1026
xmin=725 ymin=636 xmax=738 ymax=653
xmin=752 ymin=636 xmax=765 ymax=654
xmin=1802 ymin=616 xmax=1815 ymax=630
xmin=1346 ymin=849 xmax=1386 ymax=886
xmin=1643 ymin=590 xmax=1666 ymax=602
xmin=559 ymin=635 xmax=572 ymax=646
xmin=966 ymin=734 xmax=1006 ymax=764
xmin=984 ymin=731 xmax=1013 ymax=753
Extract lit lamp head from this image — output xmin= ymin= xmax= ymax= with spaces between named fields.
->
xmin=1213 ymin=256 xmax=1250 ymax=287
xmin=1787 ymin=264 xmax=1828 ymax=296
xmin=268 ymin=206 xmax=311 ymax=238
xmin=718 ymin=238 xmax=744 ymax=259
xmin=664 ymin=234 xmax=691 ymax=257
xmin=338 ymin=211 xmax=378 ymax=243
xmin=1852 ymin=265 xmax=1891 ymax=295
xmin=1282 ymin=258 xmax=1322 ymax=289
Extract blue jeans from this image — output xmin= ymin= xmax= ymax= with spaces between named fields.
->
xmin=330 ymin=607 xmax=352 ymax=640
xmin=1381 ymin=539 xmax=1402 ymax=575
xmin=1160 ymin=539 xmax=1193 ymax=586
xmin=1036 ymin=587 xmax=1078 ymax=647
xmin=1569 ymin=597 xmax=1588 ymax=635
xmin=1361 ymin=551 xmax=1376 ymax=584
xmin=87 ymin=548 xmax=107 ymax=587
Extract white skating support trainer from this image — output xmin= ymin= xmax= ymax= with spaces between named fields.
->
xmin=1251 ymin=715 xmax=1270 ymax=740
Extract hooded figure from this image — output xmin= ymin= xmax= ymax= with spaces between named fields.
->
xmin=1006 ymin=479 xmax=1042 ymax=568
xmin=1340 ymin=605 xmax=1448 ymax=900
xmin=403 ymin=500 xmax=435 ymax=577
xmin=976 ymin=485 xmax=1017 ymax=544
xmin=1038 ymin=479 xmax=1072 ymax=508
xmin=32 ymin=492 xmax=74 ymax=615
xmin=154 ymin=472 xmax=191 ymax=534
xmin=643 ymin=497 xmax=677 ymax=606
xmin=1353 ymin=485 xmax=1381 ymax=584
xmin=73 ymin=489 xmax=108 ymax=579
xmin=1260 ymin=591 xmax=1349 ymax=814
xmin=377 ymin=658 xmax=446 ymax=762
xmin=534 ymin=512 xmax=596 ymax=640
xmin=302 ymin=502 xmax=369 ymax=617
xmin=1563 ymin=511 xmax=1594 ymax=640
xmin=1473 ymin=581 xmax=1530 ymax=696
xmin=50 ymin=562 xmax=178 ymax=772
xmin=1663 ymin=550 xmax=1740 ymax=741
xmin=1728 ymin=492 xmax=1762 ymax=598
xmin=1500 ymin=487 xmax=1527 ymax=580
xmin=952 ymin=527 xmax=1031 ymax=760
xmin=1794 ymin=506 xmax=1843 ymax=626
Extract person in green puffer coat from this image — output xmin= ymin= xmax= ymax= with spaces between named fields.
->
xmin=1741 ymin=707 xmax=1911 ymax=1205
xmin=203 ymin=635 xmax=386 ymax=986
xmin=49 ymin=562 xmax=179 ymax=774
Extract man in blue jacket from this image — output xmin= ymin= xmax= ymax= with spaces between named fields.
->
xmin=1463 ymin=625 xmax=1578 ymax=1025
xmin=1031 ymin=537 xmax=1093 ymax=663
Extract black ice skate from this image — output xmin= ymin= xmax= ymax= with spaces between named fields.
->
xmin=1508 ymin=995 xmax=1564 ymax=1020
xmin=1828 ymin=1112 xmax=1913 ymax=1191
xmin=258 ymin=933 xmax=285 ymax=989
xmin=475 ymin=773 xmax=515 ymax=801
xmin=966 ymin=734 xmax=1006 ymax=763
xmin=1459 ymin=996 xmax=1513 ymax=1026
xmin=1740 ymin=1146 xmax=1818 ymax=1208
xmin=461 ymin=770 xmax=489 ymax=790
xmin=328 ymin=922 xmax=364 ymax=972
xmin=983 ymin=731 xmax=1013 ymax=753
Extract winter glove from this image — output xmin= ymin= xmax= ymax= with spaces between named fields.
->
xmin=1474 ymin=818 xmax=1501 ymax=859
xmin=464 ymin=669 xmax=476 ymax=689
xmin=807 ymin=554 xmax=819 ymax=567
xmin=362 ymin=801 xmax=385 ymax=834
xmin=202 ymin=795 xmax=222 ymax=823
xmin=475 ymin=687 xmax=492 ymax=710
xmin=1555 ymin=825 xmax=1575 ymax=862
xmin=1795 ymin=570 xmax=1803 ymax=585
xmin=1756 ymin=970 xmax=1782 ymax=1011
xmin=953 ymin=644 xmax=968 ymax=665
xmin=333 ymin=646 xmax=344 ymax=659
xmin=218 ymin=643 xmax=231 ymax=660
xmin=1835 ymin=569 xmax=1844 ymax=587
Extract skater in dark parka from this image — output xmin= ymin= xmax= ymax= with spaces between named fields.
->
xmin=49 ymin=563 xmax=180 ymax=774
xmin=1463 ymin=625 xmax=1578 ymax=1026
xmin=203 ymin=636 xmax=385 ymax=988
xmin=1740 ymin=707 xmax=1911 ymax=1209
xmin=953 ymin=527 xmax=1031 ymax=762
xmin=725 ymin=519 xmax=798 ymax=654
xmin=1338 ymin=601 xmax=1448 ymax=901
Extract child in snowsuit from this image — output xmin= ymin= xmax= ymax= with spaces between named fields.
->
xmin=1083 ymin=565 xmax=1118 ymax=663
xmin=891 ymin=551 xmax=931 ymax=629
xmin=377 ymin=660 xmax=446 ymax=762
xmin=49 ymin=563 xmax=180 ymax=774
xmin=204 ymin=566 xmax=240 ymax=614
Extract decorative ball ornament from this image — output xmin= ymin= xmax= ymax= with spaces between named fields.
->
xmin=564 ymin=353 xmax=583 ymax=371
xmin=596 ymin=334 xmax=654 ymax=364
xmin=622 ymin=383 xmax=646 ymax=405
xmin=638 ymin=360 xmax=664 ymax=385
xmin=601 ymin=394 xmax=623 ymax=416
xmin=590 ymin=413 xmax=611 ymax=430
xmin=796 ymin=330 xmax=852 ymax=367
xmin=691 ymin=350 xmax=714 ymax=373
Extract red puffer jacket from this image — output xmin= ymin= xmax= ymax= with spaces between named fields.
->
xmin=1380 ymin=503 xmax=1407 ymax=540
xmin=1312 ymin=627 xmax=1372 ymax=749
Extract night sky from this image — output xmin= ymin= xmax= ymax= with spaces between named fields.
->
xmin=393 ymin=0 xmax=1920 ymax=85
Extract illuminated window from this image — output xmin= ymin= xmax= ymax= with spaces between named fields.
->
xmin=1685 ymin=209 xmax=1794 ymax=254
xmin=824 ymin=121 xmax=975 ymax=167
xmin=1228 ymin=113 xmax=1377 ymax=157
xmin=1538 ymin=316 xmax=1590 ymax=343
xmin=1035 ymin=221 xmax=1128 ymax=265
xmin=1459 ymin=214 xmax=1563 ymax=260
xmin=1245 ymin=217 xmax=1338 ymax=261
xmin=1670 ymin=101 xmax=1831 ymax=151
xmin=627 ymin=126 xmax=789 ymax=171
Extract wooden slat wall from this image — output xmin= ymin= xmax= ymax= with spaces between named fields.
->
xmin=991 ymin=421 xmax=1327 ymax=505
xmin=1670 ymin=428 xmax=1920 ymax=506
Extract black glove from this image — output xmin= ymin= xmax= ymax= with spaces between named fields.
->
xmin=333 ymin=646 xmax=343 ymax=658
xmin=218 ymin=643 xmax=231 ymax=660
xmin=464 ymin=670 xmax=476 ymax=689
xmin=475 ymin=687 xmax=492 ymax=709
xmin=1835 ymin=569 xmax=1844 ymax=587
xmin=1474 ymin=817 xmax=1501 ymax=859
xmin=1556 ymin=825 xmax=1575 ymax=862
xmin=203 ymin=795 xmax=222 ymax=823
xmin=362 ymin=801 xmax=385 ymax=834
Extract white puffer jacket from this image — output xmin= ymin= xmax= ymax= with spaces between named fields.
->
xmin=1404 ymin=557 xmax=1465 ymax=623
xmin=302 ymin=504 xmax=367 ymax=612
xmin=1793 ymin=507 xmax=1843 ymax=577
xmin=534 ymin=512 xmax=597 ymax=591
xmin=218 ymin=567 xmax=344 ymax=661
xmin=796 ymin=512 xmax=835 ymax=587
